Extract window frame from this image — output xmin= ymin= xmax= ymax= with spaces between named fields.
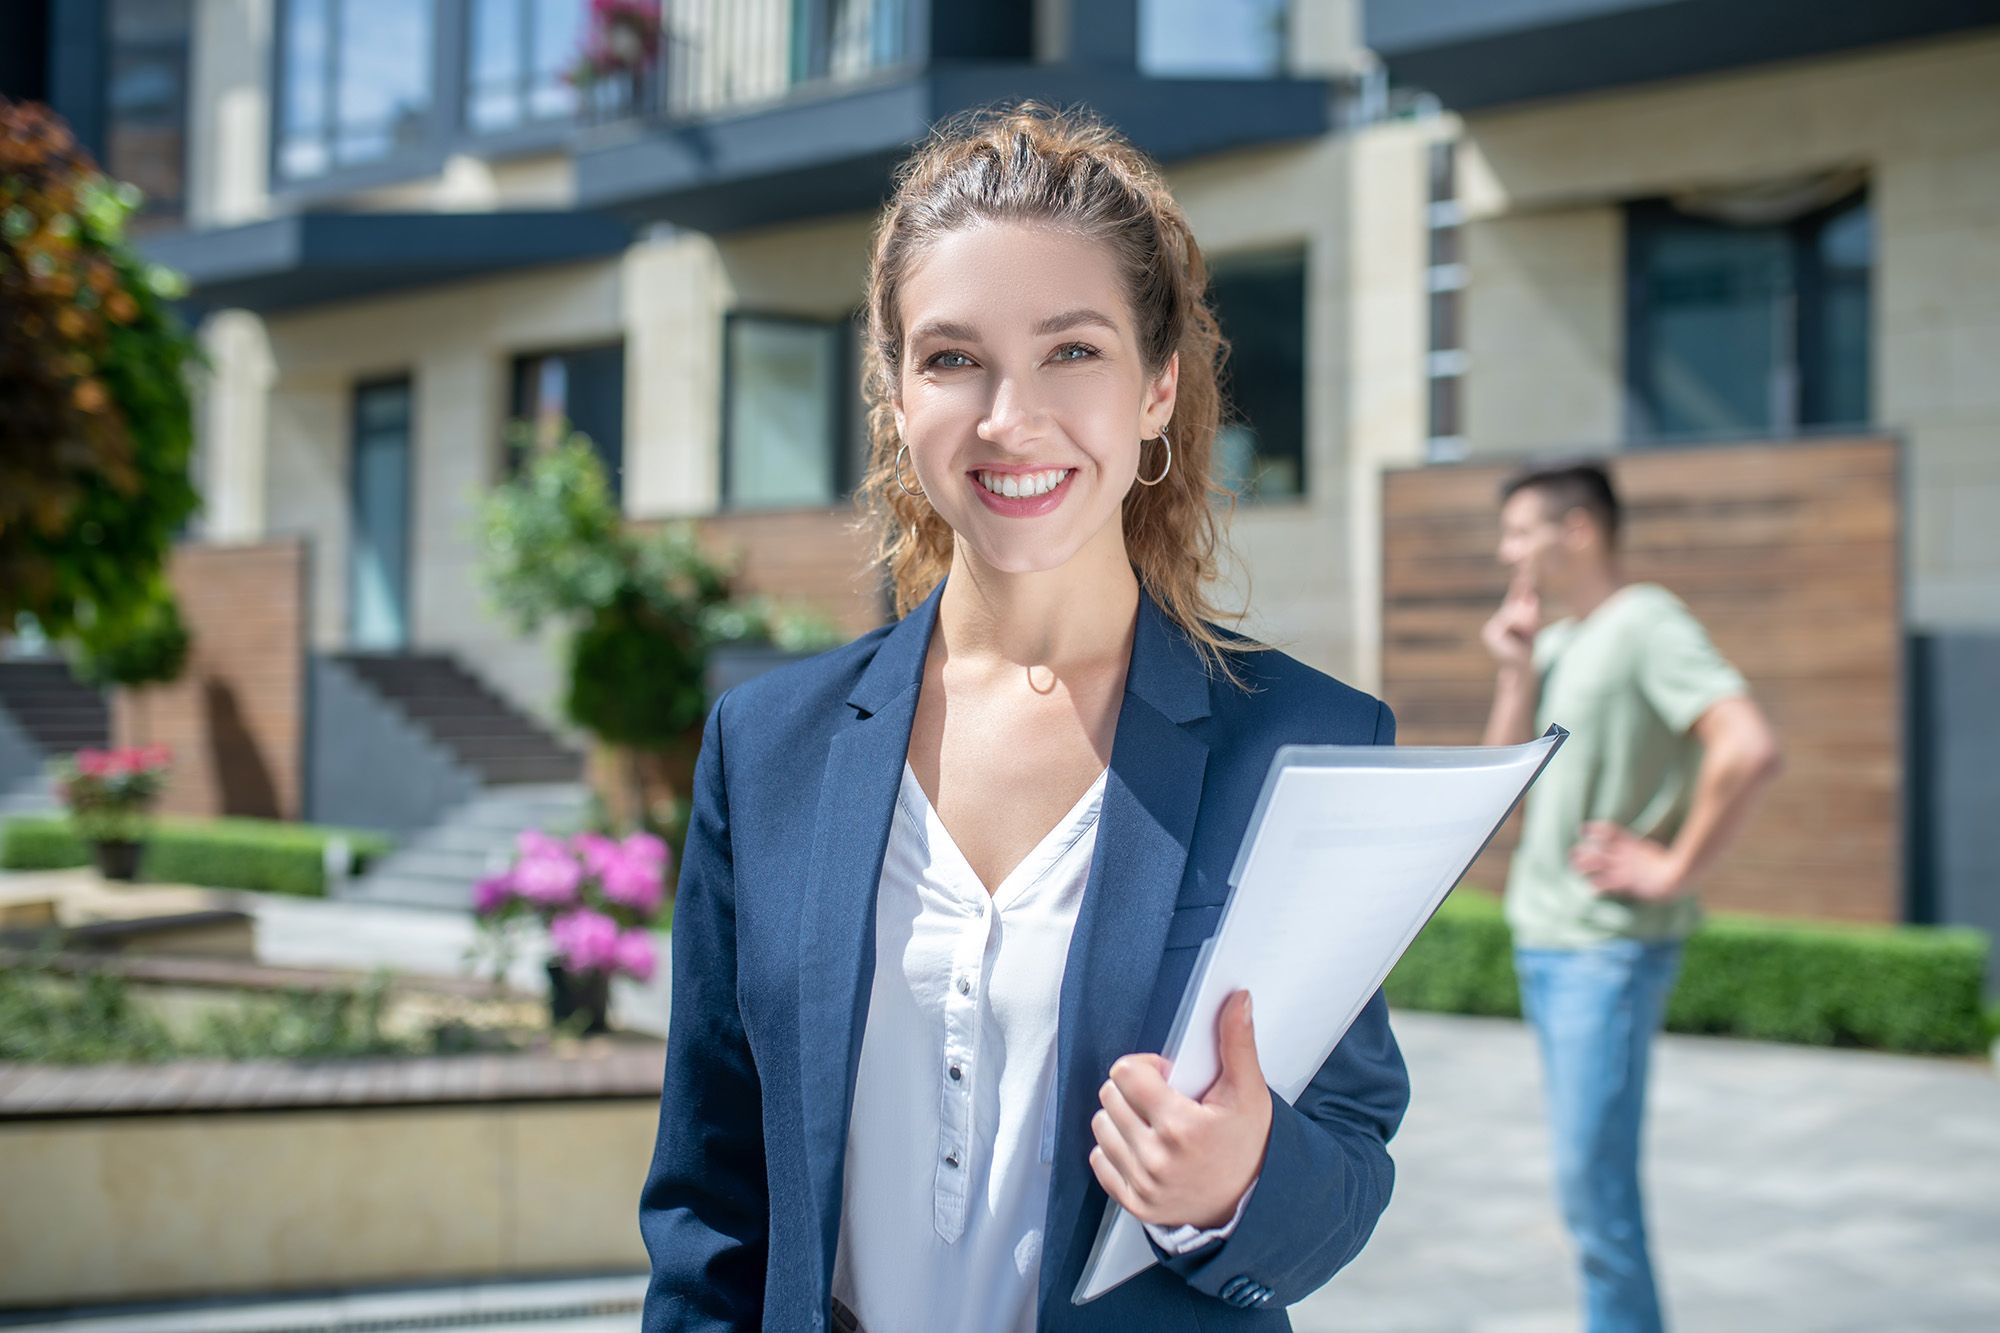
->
xmin=718 ymin=309 xmax=858 ymax=512
xmin=506 ymin=339 xmax=628 ymax=499
xmin=1206 ymin=242 xmax=1311 ymax=505
xmin=1622 ymin=189 xmax=1872 ymax=446
xmin=269 ymin=0 xmax=579 ymax=201
xmin=347 ymin=374 xmax=418 ymax=650
xmin=105 ymin=0 xmax=194 ymax=231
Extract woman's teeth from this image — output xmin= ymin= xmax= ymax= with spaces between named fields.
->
xmin=976 ymin=469 xmax=1069 ymax=499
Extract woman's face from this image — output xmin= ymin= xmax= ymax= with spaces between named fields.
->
xmin=893 ymin=220 xmax=1177 ymax=578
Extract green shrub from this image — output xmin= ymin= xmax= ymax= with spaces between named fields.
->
xmin=0 ymin=960 xmax=421 ymax=1063
xmin=1385 ymin=889 xmax=1993 ymax=1056
xmin=0 ymin=815 xmax=390 ymax=897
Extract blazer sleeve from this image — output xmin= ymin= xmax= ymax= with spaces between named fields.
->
xmin=640 ymin=691 xmax=768 ymax=1330
xmin=1156 ymin=697 xmax=1412 ymax=1308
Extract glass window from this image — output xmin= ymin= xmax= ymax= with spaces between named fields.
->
xmin=279 ymin=0 xmax=436 ymax=180
xmin=511 ymin=342 xmax=626 ymax=498
xmin=1140 ymin=0 xmax=1288 ymax=77
xmin=1626 ymin=192 xmax=1871 ymax=441
xmin=106 ymin=0 xmax=191 ymax=230
xmin=723 ymin=315 xmax=846 ymax=509
xmin=1209 ymin=248 xmax=1307 ymax=500
xmin=467 ymin=0 xmax=587 ymax=133
xmin=350 ymin=379 xmax=413 ymax=650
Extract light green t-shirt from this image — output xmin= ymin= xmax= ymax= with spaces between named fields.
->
xmin=1505 ymin=583 xmax=1747 ymax=950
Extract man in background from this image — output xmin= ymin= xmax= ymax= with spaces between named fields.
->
xmin=1481 ymin=461 xmax=1784 ymax=1333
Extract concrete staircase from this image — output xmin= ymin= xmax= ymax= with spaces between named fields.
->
xmin=0 ymin=659 xmax=110 ymax=822
xmin=339 ymin=782 xmax=594 ymax=912
xmin=328 ymin=653 xmax=585 ymax=786
xmin=319 ymin=653 xmax=591 ymax=912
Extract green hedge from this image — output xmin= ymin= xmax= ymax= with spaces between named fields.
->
xmin=1386 ymin=890 xmax=1993 ymax=1056
xmin=0 ymin=816 xmax=391 ymax=899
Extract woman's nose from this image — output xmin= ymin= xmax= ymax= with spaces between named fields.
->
xmin=978 ymin=376 xmax=1041 ymax=443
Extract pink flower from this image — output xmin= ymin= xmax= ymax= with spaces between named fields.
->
xmin=612 ymin=927 xmax=657 ymax=983
xmin=472 ymin=872 xmax=515 ymax=916
xmin=516 ymin=829 xmax=568 ymax=861
xmin=512 ymin=849 xmax=583 ymax=908
xmin=76 ymin=749 xmax=110 ymax=777
xmin=622 ymin=831 xmax=668 ymax=866
xmin=550 ymin=908 xmax=622 ymax=974
xmin=600 ymin=848 xmax=664 ymax=914
xmin=571 ymin=832 xmax=622 ymax=880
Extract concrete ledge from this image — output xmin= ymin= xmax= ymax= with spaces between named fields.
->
xmin=0 ymin=1040 xmax=663 ymax=1120
xmin=0 ymin=1048 xmax=664 ymax=1307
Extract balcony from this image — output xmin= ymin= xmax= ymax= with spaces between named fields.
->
xmin=1364 ymin=0 xmax=2000 ymax=111
xmin=572 ymin=0 xmax=1336 ymax=232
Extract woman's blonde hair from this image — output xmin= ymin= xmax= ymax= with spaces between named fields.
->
xmin=856 ymin=101 xmax=1254 ymax=674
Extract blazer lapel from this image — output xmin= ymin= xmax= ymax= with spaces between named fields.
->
xmin=796 ymin=582 xmax=942 ymax=1287
xmin=1040 ymin=592 xmax=1213 ymax=1312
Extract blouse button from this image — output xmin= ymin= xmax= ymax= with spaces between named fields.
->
xmin=948 ymin=1064 xmax=962 ymax=1081
xmin=944 ymin=1151 xmax=961 ymax=1169
xmin=957 ymin=977 xmax=972 ymax=996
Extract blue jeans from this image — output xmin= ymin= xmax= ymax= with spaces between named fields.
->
xmin=1515 ymin=940 xmax=1683 ymax=1333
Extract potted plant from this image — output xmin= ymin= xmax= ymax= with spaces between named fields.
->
xmin=52 ymin=744 xmax=171 ymax=880
xmin=564 ymin=0 xmax=664 ymax=119
xmin=476 ymin=430 xmax=841 ymax=834
xmin=471 ymin=827 xmax=669 ymax=1034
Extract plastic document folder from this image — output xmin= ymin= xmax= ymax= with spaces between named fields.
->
xmin=1074 ymin=725 xmax=1568 ymax=1304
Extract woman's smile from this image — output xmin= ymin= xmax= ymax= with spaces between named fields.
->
xmin=971 ymin=465 xmax=1078 ymax=516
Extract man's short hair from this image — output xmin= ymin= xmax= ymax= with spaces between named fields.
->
xmin=1500 ymin=460 xmax=1622 ymax=546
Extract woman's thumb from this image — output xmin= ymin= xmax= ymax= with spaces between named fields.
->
xmin=1210 ymin=990 xmax=1262 ymax=1102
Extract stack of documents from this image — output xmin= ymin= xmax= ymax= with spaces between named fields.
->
xmin=1076 ymin=727 xmax=1567 ymax=1303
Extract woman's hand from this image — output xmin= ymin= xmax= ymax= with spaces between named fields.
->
xmin=1089 ymin=990 xmax=1272 ymax=1231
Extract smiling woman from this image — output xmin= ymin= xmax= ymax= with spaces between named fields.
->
xmin=638 ymin=103 xmax=1409 ymax=1333
xmin=855 ymin=107 xmax=1241 ymax=674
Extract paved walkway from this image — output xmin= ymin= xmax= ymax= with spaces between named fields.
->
xmin=1295 ymin=1013 xmax=2000 ymax=1333
xmin=7 ymin=875 xmax=1996 ymax=1330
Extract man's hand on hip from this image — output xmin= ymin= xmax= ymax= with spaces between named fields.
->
xmin=1572 ymin=822 xmax=1687 ymax=901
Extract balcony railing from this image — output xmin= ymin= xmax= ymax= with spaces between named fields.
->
xmin=581 ymin=0 xmax=912 ymax=125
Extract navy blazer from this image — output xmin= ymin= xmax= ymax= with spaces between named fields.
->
xmin=640 ymin=584 xmax=1410 ymax=1331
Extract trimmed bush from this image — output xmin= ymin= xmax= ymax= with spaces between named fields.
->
xmin=0 ymin=816 xmax=390 ymax=898
xmin=1385 ymin=889 xmax=1992 ymax=1056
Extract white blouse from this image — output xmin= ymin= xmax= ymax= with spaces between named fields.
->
xmin=832 ymin=764 xmax=1238 ymax=1332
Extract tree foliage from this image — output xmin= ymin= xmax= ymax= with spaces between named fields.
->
xmin=0 ymin=99 xmax=200 ymax=650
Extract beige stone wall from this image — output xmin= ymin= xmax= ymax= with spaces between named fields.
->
xmin=0 ymin=1103 xmax=654 ymax=1307
xmin=1455 ymin=31 xmax=2000 ymax=631
xmin=1174 ymin=123 xmax=1441 ymax=686
xmin=186 ymin=0 xmax=272 ymax=227
xmin=258 ymin=259 xmax=626 ymax=716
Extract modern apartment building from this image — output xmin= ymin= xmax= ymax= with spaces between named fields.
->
xmin=6 ymin=0 xmax=1996 ymax=939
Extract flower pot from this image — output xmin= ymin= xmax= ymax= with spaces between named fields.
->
xmin=546 ymin=961 xmax=612 ymax=1035
xmin=89 ymin=838 xmax=144 ymax=882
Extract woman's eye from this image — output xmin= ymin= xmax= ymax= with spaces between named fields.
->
xmin=925 ymin=350 xmax=975 ymax=370
xmin=1051 ymin=342 xmax=1099 ymax=363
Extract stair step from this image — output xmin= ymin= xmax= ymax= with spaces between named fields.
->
xmin=438 ymin=735 xmax=581 ymax=762
xmin=338 ymin=874 xmax=482 ymax=913
xmin=375 ymin=844 xmax=508 ymax=880
xmin=373 ymin=694 xmax=524 ymax=718
xmin=400 ymin=715 xmax=563 ymax=741
xmin=470 ymin=757 xmax=588 ymax=784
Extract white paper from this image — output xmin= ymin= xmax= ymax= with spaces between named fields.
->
xmin=1073 ymin=729 xmax=1566 ymax=1304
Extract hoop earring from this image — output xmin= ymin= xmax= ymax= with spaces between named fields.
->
xmin=1137 ymin=426 xmax=1172 ymax=487
xmin=894 ymin=442 xmax=926 ymax=499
